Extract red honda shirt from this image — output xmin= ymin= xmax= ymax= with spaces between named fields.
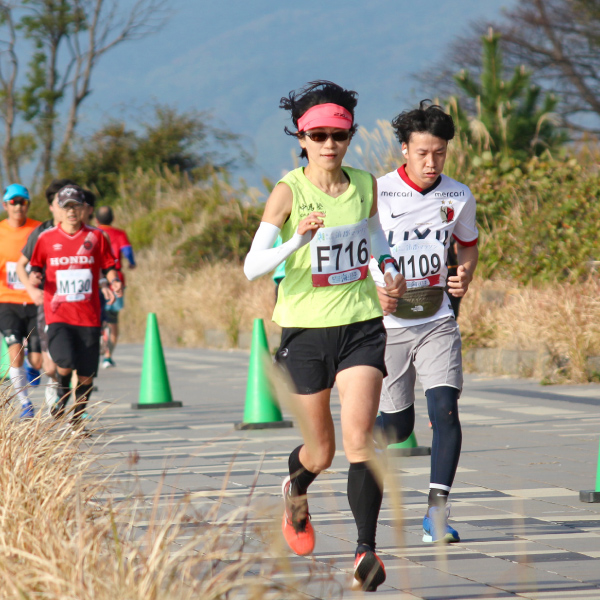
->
xmin=30 ymin=224 xmax=116 ymax=327
xmin=97 ymin=224 xmax=132 ymax=284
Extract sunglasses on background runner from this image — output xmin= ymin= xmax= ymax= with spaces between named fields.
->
xmin=6 ymin=197 xmax=29 ymax=206
xmin=302 ymin=131 xmax=351 ymax=143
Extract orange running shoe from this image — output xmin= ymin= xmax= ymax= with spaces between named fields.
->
xmin=281 ymin=476 xmax=315 ymax=555
xmin=351 ymin=545 xmax=386 ymax=592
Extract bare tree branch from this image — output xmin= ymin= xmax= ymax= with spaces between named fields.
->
xmin=59 ymin=0 xmax=168 ymax=157
xmin=417 ymin=0 xmax=600 ymax=134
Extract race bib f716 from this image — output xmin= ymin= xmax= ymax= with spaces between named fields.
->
xmin=310 ymin=220 xmax=370 ymax=287
xmin=55 ymin=268 xmax=93 ymax=302
xmin=391 ymin=239 xmax=445 ymax=289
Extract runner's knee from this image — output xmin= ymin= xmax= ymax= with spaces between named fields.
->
xmin=377 ymin=404 xmax=415 ymax=443
xmin=426 ymin=386 xmax=461 ymax=430
xmin=303 ymin=441 xmax=335 ymax=472
xmin=27 ymin=352 xmax=42 ymax=370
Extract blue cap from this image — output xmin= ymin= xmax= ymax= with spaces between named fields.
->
xmin=3 ymin=183 xmax=30 ymax=202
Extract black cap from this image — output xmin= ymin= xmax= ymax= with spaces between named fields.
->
xmin=57 ymin=185 xmax=85 ymax=207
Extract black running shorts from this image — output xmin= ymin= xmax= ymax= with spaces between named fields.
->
xmin=276 ymin=317 xmax=387 ymax=395
xmin=47 ymin=323 xmax=101 ymax=377
xmin=0 ymin=302 xmax=41 ymax=353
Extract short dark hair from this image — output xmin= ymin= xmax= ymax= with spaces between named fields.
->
xmin=95 ymin=206 xmax=114 ymax=225
xmin=280 ymin=80 xmax=358 ymax=160
xmin=391 ymin=100 xmax=455 ymax=145
xmin=82 ymin=189 xmax=96 ymax=208
xmin=45 ymin=178 xmax=77 ymax=205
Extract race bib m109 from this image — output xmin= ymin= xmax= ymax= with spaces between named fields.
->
xmin=310 ymin=219 xmax=370 ymax=287
xmin=391 ymin=239 xmax=445 ymax=289
xmin=55 ymin=268 xmax=93 ymax=302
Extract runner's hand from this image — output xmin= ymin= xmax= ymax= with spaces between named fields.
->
xmin=29 ymin=271 xmax=42 ymax=287
xmin=30 ymin=288 xmax=44 ymax=306
xmin=102 ymin=286 xmax=115 ymax=305
xmin=383 ymin=272 xmax=406 ymax=299
xmin=447 ymin=265 xmax=472 ymax=297
xmin=376 ymin=284 xmax=398 ymax=316
xmin=297 ymin=212 xmax=325 ymax=238
xmin=111 ymin=279 xmax=123 ymax=298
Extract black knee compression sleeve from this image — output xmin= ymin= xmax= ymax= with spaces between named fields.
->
xmin=376 ymin=405 xmax=415 ymax=444
xmin=288 ymin=445 xmax=318 ymax=497
xmin=426 ymin=386 xmax=462 ymax=491
xmin=347 ymin=461 xmax=383 ymax=550
xmin=57 ymin=373 xmax=72 ymax=406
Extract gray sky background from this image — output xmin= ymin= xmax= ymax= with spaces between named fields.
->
xmin=72 ymin=1 xmax=515 ymax=191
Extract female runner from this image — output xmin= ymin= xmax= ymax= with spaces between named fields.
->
xmin=244 ymin=80 xmax=405 ymax=592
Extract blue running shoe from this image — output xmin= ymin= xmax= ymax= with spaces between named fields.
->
xmin=20 ymin=402 xmax=35 ymax=420
xmin=423 ymin=504 xmax=460 ymax=544
xmin=25 ymin=360 xmax=41 ymax=386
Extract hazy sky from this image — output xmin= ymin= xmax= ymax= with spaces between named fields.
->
xmin=77 ymin=1 xmax=515 ymax=190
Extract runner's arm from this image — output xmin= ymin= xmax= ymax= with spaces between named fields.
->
xmin=122 ymin=245 xmax=136 ymax=269
xmin=447 ymin=242 xmax=478 ymax=297
xmin=244 ymin=182 xmax=317 ymax=281
xmin=368 ymin=176 xmax=406 ymax=298
xmin=104 ymin=268 xmax=123 ymax=298
xmin=16 ymin=253 xmax=43 ymax=306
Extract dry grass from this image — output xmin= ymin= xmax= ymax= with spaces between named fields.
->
xmin=120 ymin=252 xmax=277 ymax=348
xmin=460 ymin=276 xmax=600 ymax=382
xmin=0 ymin=403 xmax=337 ymax=599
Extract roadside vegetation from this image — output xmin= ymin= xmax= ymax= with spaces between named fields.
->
xmin=0 ymin=405 xmax=337 ymax=599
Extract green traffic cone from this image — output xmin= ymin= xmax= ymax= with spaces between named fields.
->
xmin=235 ymin=318 xmax=292 ymax=430
xmin=387 ymin=430 xmax=431 ymax=457
xmin=132 ymin=313 xmax=182 ymax=409
xmin=580 ymin=435 xmax=600 ymax=503
xmin=1 ymin=336 xmax=11 ymax=379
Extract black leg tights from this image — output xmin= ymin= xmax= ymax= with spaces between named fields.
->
xmin=347 ymin=462 xmax=383 ymax=550
xmin=376 ymin=405 xmax=415 ymax=444
xmin=57 ymin=372 xmax=72 ymax=408
xmin=288 ymin=445 xmax=317 ymax=497
xmin=426 ymin=386 xmax=462 ymax=506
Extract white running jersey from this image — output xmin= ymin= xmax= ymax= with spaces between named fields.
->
xmin=370 ymin=165 xmax=478 ymax=328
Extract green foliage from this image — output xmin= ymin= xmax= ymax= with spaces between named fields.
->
xmin=174 ymin=206 xmax=262 ymax=268
xmin=57 ymin=105 xmax=248 ymax=201
xmin=466 ymin=155 xmax=600 ymax=282
xmin=448 ymin=28 xmax=567 ymax=161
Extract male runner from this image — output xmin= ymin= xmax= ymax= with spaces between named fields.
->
xmin=29 ymin=185 xmax=122 ymax=430
xmin=95 ymin=205 xmax=136 ymax=368
xmin=371 ymin=101 xmax=478 ymax=543
xmin=0 ymin=184 xmax=41 ymax=418
xmin=17 ymin=179 xmax=77 ymax=411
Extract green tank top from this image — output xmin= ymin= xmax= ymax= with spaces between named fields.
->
xmin=272 ymin=166 xmax=383 ymax=328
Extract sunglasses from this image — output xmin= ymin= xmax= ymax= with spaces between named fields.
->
xmin=303 ymin=131 xmax=351 ymax=143
xmin=6 ymin=197 xmax=29 ymax=206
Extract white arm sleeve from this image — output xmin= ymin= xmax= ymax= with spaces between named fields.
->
xmin=368 ymin=213 xmax=398 ymax=277
xmin=243 ymin=222 xmax=311 ymax=281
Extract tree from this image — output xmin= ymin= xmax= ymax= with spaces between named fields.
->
xmin=57 ymin=104 xmax=251 ymax=200
xmin=0 ymin=0 xmax=167 ymax=187
xmin=417 ymin=0 xmax=600 ymax=135
xmin=448 ymin=28 xmax=565 ymax=160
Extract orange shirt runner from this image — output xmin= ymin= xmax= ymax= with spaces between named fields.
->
xmin=0 ymin=217 xmax=41 ymax=304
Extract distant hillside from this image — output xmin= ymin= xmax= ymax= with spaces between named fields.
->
xmin=84 ymin=0 xmax=515 ymax=189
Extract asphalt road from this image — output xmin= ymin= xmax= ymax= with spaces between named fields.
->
xmin=64 ymin=343 xmax=600 ymax=599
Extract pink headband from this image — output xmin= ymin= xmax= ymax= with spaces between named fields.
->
xmin=297 ymin=103 xmax=353 ymax=132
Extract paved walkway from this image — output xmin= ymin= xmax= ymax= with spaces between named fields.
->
xmin=79 ymin=344 xmax=599 ymax=599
